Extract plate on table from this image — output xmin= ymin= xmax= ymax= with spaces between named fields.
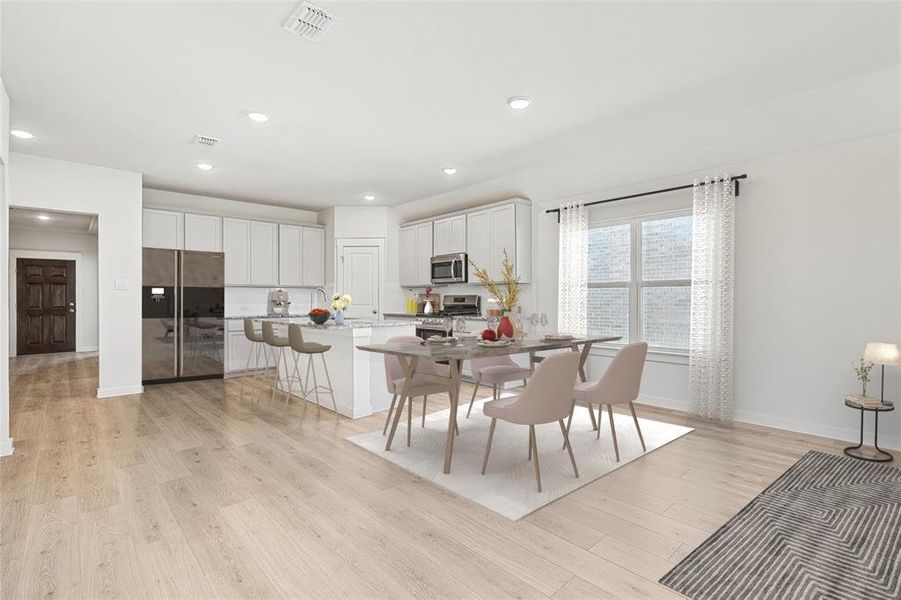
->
xmin=544 ymin=334 xmax=574 ymax=341
xmin=426 ymin=336 xmax=459 ymax=345
xmin=477 ymin=340 xmax=513 ymax=347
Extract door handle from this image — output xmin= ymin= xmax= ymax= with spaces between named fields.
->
xmin=69 ymin=308 xmax=75 ymax=313
xmin=69 ymin=302 xmax=75 ymax=306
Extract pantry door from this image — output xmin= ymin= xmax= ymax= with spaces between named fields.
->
xmin=337 ymin=241 xmax=381 ymax=320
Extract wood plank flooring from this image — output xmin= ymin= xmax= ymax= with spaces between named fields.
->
xmin=2 ymin=352 xmax=849 ymax=599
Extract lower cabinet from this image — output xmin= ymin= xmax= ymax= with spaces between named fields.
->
xmin=225 ymin=322 xmax=277 ymax=373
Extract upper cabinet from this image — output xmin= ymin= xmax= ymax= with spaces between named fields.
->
xmin=433 ymin=214 xmax=466 ymax=256
xmin=278 ymin=224 xmax=325 ymax=287
xmin=142 ymin=208 xmax=183 ymax=249
xmin=466 ymin=209 xmax=490 ymax=275
xmin=184 ymin=213 xmax=222 ymax=252
xmin=250 ymin=221 xmax=278 ymax=286
xmin=223 ymin=218 xmax=252 ymax=285
xmin=399 ymin=222 xmax=433 ymax=286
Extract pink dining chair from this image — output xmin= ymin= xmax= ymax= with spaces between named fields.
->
xmin=567 ymin=342 xmax=648 ymax=462
xmin=481 ymin=351 xmax=581 ymax=492
xmin=465 ymin=355 xmax=532 ymax=418
xmin=382 ymin=335 xmax=456 ymax=447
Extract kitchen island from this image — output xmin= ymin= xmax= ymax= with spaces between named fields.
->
xmin=242 ymin=318 xmax=416 ymax=418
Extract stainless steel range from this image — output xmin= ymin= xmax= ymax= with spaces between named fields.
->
xmin=414 ymin=294 xmax=481 ymax=340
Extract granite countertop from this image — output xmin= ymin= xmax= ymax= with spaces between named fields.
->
xmin=225 ymin=314 xmax=308 ymax=320
xmin=382 ymin=312 xmax=488 ymax=321
xmin=256 ymin=317 xmax=417 ymax=330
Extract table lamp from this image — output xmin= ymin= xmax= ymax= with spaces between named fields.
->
xmin=863 ymin=342 xmax=901 ymax=402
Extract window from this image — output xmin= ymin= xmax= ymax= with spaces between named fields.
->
xmin=586 ymin=212 xmax=692 ymax=351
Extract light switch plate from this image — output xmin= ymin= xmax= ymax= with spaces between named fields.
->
xmin=115 ymin=278 xmax=130 ymax=290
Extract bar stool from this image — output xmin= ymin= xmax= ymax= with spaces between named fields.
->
xmin=287 ymin=323 xmax=338 ymax=421
xmin=241 ymin=318 xmax=272 ymax=401
xmin=262 ymin=321 xmax=298 ymax=408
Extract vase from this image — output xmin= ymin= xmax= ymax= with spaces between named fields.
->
xmin=861 ymin=380 xmax=868 ymax=397
xmin=335 ymin=309 xmax=345 ymax=326
xmin=424 ymin=300 xmax=433 ymax=314
xmin=497 ymin=314 xmax=514 ymax=339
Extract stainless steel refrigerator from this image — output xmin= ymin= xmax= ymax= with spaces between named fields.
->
xmin=142 ymin=248 xmax=225 ymax=384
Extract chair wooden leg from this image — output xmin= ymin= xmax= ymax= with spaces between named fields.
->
xmin=629 ymin=402 xmax=646 ymax=451
xmin=383 ymin=393 xmax=398 ymax=435
xmin=530 ymin=425 xmax=542 ymax=492
xmin=564 ymin=400 xmax=575 ymax=449
xmin=559 ymin=419 xmax=579 ymax=478
xmin=481 ymin=418 xmax=497 ymax=475
xmin=406 ymin=396 xmax=413 ymax=447
xmin=607 ymin=405 xmax=619 ymax=461
xmin=596 ymin=402 xmax=602 ymax=440
xmin=466 ymin=382 xmax=480 ymax=418
xmin=587 ymin=403 xmax=598 ymax=430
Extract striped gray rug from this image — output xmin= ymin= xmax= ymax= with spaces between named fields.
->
xmin=660 ymin=451 xmax=901 ymax=599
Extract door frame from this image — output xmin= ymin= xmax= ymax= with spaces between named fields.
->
xmin=8 ymin=249 xmax=85 ymax=357
xmin=336 ymin=237 xmax=386 ymax=319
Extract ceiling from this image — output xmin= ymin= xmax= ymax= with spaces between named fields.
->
xmin=3 ymin=1 xmax=898 ymax=211
xmin=9 ymin=207 xmax=97 ymax=234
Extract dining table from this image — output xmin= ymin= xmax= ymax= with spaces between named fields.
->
xmin=356 ymin=334 xmax=622 ymax=474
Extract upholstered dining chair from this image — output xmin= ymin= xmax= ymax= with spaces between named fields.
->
xmin=567 ymin=342 xmax=648 ymax=462
xmin=481 ymin=351 xmax=581 ymax=492
xmin=382 ymin=335 xmax=456 ymax=447
xmin=465 ymin=355 xmax=532 ymax=418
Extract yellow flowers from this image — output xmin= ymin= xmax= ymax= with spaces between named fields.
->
xmin=331 ymin=293 xmax=352 ymax=311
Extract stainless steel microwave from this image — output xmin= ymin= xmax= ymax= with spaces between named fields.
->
xmin=431 ymin=253 xmax=468 ymax=284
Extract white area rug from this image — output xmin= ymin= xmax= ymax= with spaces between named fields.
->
xmin=345 ymin=399 xmax=693 ymax=520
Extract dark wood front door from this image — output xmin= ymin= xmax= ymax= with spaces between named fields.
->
xmin=16 ymin=258 xmax=77 ymax=355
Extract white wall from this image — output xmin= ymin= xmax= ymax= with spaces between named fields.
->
xmin=10 ymin=153 xmax=143 ymax=399
xmin=0 ymin=75 xmax=11 ymax=456
xmin=8 ymin=227 xmax=99 ymax=354
xmin=143 ymin=188 xmax=319 ymax=225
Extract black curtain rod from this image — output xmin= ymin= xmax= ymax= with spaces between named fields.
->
xmin=546 ymin=173 xmax=748 ymax=221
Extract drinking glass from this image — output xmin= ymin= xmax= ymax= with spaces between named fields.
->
xmin=455 ymin=317 xmax=467 ymax=336
xmin=487 ymin=315 xmax=499 ymax=332
xmin=529 ymin=313 xmax=540 ymax=337
xmin=442 ymin=316 xmax=454 ymax=338
xmin=539 ymin=313 xmax=548 ymax=336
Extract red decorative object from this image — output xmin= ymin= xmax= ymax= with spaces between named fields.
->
xmin=481 ymin=329 xmax=497 ymax=341
xmin=497 ymin=315 xmax=514 ymax=339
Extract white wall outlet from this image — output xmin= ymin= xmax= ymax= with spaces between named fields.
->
xmin=115 ymin=278 xmax=130 ymax=290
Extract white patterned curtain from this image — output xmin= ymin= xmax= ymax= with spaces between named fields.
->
xmin=689 ymin=176 xmax=735 ymax=421
xmin=558 ymin=202 xmax=587 ymax=336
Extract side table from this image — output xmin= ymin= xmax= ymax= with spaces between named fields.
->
xmin=843 ymin=399 xmax=894 ymax=462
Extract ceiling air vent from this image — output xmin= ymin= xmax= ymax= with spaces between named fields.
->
xmin=193 ymin=134 xmax=220 ymax=148
xmin=283 ymin=1 xmax=337 ymax=41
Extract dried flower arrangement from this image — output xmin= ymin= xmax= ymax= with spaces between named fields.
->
xmin=469 ymin=249 xmax=520 ymax=312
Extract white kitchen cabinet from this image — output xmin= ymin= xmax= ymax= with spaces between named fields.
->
xmin=399 ymin=226 xmax=417 ymax=286
xmin=433 ymin=214 xmax=466 ymax=256
xmin=251 ymin=221 xmax=279 ymax=286
xmin=466 ymin=209 xmax=490 ymax=275
xmin=489 ymin=203 xmax=517 ymax=279
xmin=225 ymin=320 xmax=276 ymax=373
xmin=415 ymin=222 xmax=433 ymax=284
xmin=142 ymin=208 xmax=183 ymax=249
xmin=223 ymin=217 xmax=252 ymax=285
xmin=301 ymin=227 xmax=325 ymax=286
xmin=184 ymin=213 xmax=222 ymax=252
xmin=278 ymin=224 xmax=303 ymax=286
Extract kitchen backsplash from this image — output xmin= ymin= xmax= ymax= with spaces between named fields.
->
xmin=396 ymin=282 xmax=533 ymax=316
xmin=225 ymin=286 xmax=334 ymax=317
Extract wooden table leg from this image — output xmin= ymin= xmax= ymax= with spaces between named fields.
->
xmin=572 ymin=341 xmax=598 ymax=430
xmin=385 ymin=356 xmax=418 ymax=451
xmin=443 ymin=359 xmax=462 ymax=474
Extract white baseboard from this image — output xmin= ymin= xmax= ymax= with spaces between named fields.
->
xmin=96 ymin=385 xmax=144 ymax=399
xmin=0 ymin=437 xmax=13 ymax=457
xmin=76 ymin=345 xmax=98 ymax=353
xmin=636 ymin=393 xmax=901 ymax=452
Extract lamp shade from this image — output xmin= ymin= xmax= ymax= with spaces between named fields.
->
xmin=863 ymin=342 xmax=901 ymax=365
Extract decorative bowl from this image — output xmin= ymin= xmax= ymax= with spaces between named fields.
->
xmin=309 ymin=309 xmax=331 ymax=325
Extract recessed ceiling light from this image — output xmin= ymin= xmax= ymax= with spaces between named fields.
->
xmin=196 ymin=163 xmax=214 ymax=171
xmin=11 ymin=129 xmax=34 ymax=139
xmin=247 ymin=112 xmax=270 ymax=123
xmin=442 ymin=167 xmax=458 ymax=175
xmin=506 ymin=96 xmax=532 ymax=110
xmin=362 ymin=194 xmax=376 ymax=201
xmin=36 ymin=214 xmax=51 ymax=221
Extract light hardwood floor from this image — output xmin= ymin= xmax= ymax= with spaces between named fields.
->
xmin=2 ymin=352 xmax=848 ymax=599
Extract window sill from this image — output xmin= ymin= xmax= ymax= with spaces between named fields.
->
xmin=588 ymin=342 xmax=689 ymax=365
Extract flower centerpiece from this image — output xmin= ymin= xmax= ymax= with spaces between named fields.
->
xmin=470 ymin=249 xmax=520 ymax=339
xmin=331 ymin=293 xmax=352 ymax=325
